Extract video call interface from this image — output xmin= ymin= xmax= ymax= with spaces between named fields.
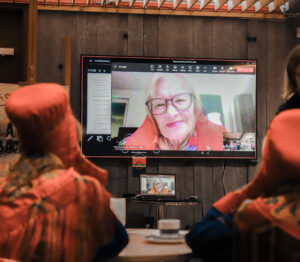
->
xmin=81 ymin=55 xmax=256 ymax=159
xmin=140 ymin=174 xmax=176 ymax=196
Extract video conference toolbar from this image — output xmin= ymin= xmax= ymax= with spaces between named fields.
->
xmin=85 ymin=57 xmax=256 ymax=74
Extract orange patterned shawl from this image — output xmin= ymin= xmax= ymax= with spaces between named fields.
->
xmin=0 ymin=153 xmax=116 ymax=262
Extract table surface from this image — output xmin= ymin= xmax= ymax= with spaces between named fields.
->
xmin=116 ymin=228 xmax=192 ymax=261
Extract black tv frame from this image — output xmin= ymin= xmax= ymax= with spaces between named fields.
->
xmin=81 ymin=54 xmax=257 ymax=159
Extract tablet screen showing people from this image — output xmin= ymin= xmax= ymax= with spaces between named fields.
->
xmin=140 ymin=174 xmax=176 ymax=196
xmin=82 ymin=56 xmax=256 ymax=158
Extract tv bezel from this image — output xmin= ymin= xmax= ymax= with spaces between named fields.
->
xmin=81 ymin=54 xmax=257 ymax=160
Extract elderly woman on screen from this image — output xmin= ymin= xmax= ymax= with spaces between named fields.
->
xmin=148 ymin=179 xmax=169 ymax=194
xmin=123 ymin=73 xmax=226 ymax=151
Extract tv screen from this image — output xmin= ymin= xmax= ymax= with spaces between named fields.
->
xmin=81 ymin=55 xmax=256 ymax=159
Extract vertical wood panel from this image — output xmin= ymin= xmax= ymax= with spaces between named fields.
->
xmin=37 ymin=12 xmax=65 ymax=84
xmin=223 ymin=162 xmax=248 ymax=192
xmin=158 ymin=16 xmax=194 ymax=58
xmin=266 ymin=21 xmax=296 ymax=124
xmin=212 ymin=18 xmax=247 ymax=59
xmin=247 ymin=20 xmax=267 ymax=181
xmin=74 ymin=13 xmax=97 ymax=55
xmin=212 ymin=161 xmax=226 ymax=202
xmin=230 ymin=19 xmax=247 ymax=59
xmin=72 ymin=13 xmax=97 ymax=118
xmin=94 ymin=158 xmax=128 ymax=197
xmin=193 ymin=17 xmax=213 ymax=58
xmin=194 ymin=160 xmax=215 ymax=214
xmin=28 ymin=0 xmax=38 ymax=83
xmin=143 ymin=15 xmax=158 ymax=56
xmin=96 ymin=13 xmax=128 ymax=56
xmin=128 ymin=14 xmax=144 ymax=56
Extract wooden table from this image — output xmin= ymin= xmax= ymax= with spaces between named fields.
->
xmin=109 ymin=228 xmax=192 ymax=262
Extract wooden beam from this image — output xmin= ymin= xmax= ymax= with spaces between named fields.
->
xmin=200 ymin=0 xmax=213 ymax=10
xmin=38 ymin=4 xmax=286 ymax=19
xmin=269 ymin=0 xmax=289 ymax=12
xmin=214 ymin=0 xmax=228 ymax=11
xmin=242 ymin=0 xmax=256 ymax=12
xmin=158 ymin=0 xmax=166 ymax=8
xmin=27 ymin=0 xmax=38 ymax=84
xmin=228 ymin=0 xmax=243 ymax=11
xmin=255 ymin=0 xmax=273 ymax=12
xmin=64 ymin=35 xmax=71 ymax=88
xmin=174 ymin=0 xmax=184 ymax=9
xmin=187 ymin=0 xmax=198 ymax=9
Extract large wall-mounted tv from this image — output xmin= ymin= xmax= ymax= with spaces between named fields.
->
xmin=81 ymin=55 xmax=256 ymax=159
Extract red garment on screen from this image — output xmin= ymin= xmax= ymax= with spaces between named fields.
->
xmin=124 ymin=113 xmax=226 ymax=151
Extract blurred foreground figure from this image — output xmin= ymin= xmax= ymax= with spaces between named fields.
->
xmin=186 ymin=109 xmax=300 ymax=262
xmin=277 ymin=45 xmax=300 ymax=114
xmin=0 ymin=83 xmax=128 ymax=262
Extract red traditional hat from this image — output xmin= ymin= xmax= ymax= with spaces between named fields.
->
xmin=214 ymin=109 xmax=300 ymax=213
xmin=5 ymin=83 xmax=107 ymax=185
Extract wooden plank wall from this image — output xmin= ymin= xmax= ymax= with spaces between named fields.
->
xmin=37 ymin=12 xmax=296 ymax=229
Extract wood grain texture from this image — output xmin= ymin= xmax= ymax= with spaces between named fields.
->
xmin=70 ymin=12 xmax=95 ymax=118
xmin=266 ymin=21 xmax=296 ymax=125
xmin=128 ymin=14 xmax=144 ymax=56
xmin=64 ymin=35 xmax=71 ymax=87
xmin=158 ymin=15 xmax=194 ymax=58
xmin=212 ymin=18 xmax=247 ymax=59
xmin=222 ymin=161 xmax=248 ymax=192
xmin=94 ymin=158 xmax=129 ymax=196
xmin=246 ymin=20 xmax=268 ymax=181
xmin=37 ymin=12 xmax=65 ymax=85
xmin=193 ymin=17 xmax=214 ymax=58
xmin=194 ymin=160 xmax=216 ymax=214
xmin=35 ymin=12 xmax=296 ymax=227
xmin=96 ymin=13 xmax=128 ymax=56
xmin=143 ymin=15 xmax=159 ymax=57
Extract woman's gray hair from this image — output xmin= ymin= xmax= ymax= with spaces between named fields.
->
xmin=146 ymin=73 xmax=201 ymax=115
xmin=145 ymin=73 xmax=201 ymax=145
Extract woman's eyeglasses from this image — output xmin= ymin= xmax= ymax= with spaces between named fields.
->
xmin=146 ymin=93 xmax=193 ymax=115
